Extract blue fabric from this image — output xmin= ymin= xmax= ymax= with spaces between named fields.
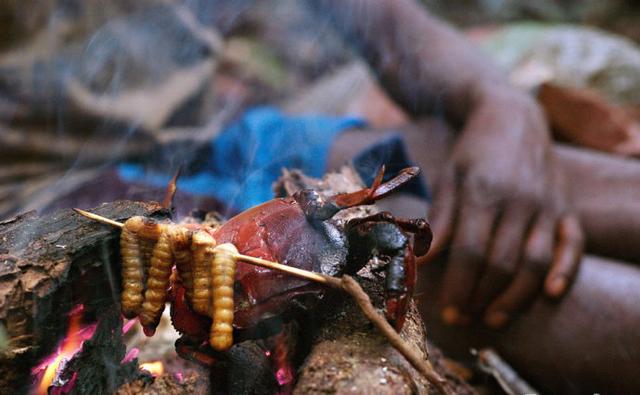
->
xmin=119 ymin=107 xmax=365 ymax=210
xmin=353 ymin=133 xmax=431 ymax=201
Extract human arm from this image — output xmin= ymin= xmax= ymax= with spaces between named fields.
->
xmin=312 ymin=0 xmax=583 ymax=327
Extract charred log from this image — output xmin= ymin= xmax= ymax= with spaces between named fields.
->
xmin=117 ymin=370 xmax=210 ymax=395
xmin=0 ymin=200 xmax=170 ymax=391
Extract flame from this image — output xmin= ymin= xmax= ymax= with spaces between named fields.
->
xmin=174 ymin=372 xmax=184 ymax=383
xmin=270 ymin=329 xmax=295 ymax=392
xmin=31 ymin=305 xmax=97 ymax=395
xmin=140 ymin=361 xmax=165 ymax=376
xmin=121 ymin=347 xmax=139 ymax=364
xmin=122 ymin=318 xmax=137 ymax=334
xmin=275 ymin=367 xmax=293 ymax=387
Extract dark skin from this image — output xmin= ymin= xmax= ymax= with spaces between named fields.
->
xmin=328 ymin=121 xmax=640 ymax=393
xmin=305 ymin=1 xmax=640 ymax=390
xmin=421 ymin=254 xmax=640 ymax=394
xmin=312 ymin=0 xmax=583 ymax=328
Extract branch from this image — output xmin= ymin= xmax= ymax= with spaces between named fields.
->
xmin=335 ymin=275 xmax=451 ymax=395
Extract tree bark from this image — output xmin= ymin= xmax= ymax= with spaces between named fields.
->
xmin=0 ymin=200 xmax=169 ymax=391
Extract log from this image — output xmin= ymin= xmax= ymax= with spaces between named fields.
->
xmin=116 ymin=372 xmax=209 ymax=395
xmin=0 ymin=200 xmax=170 ymax=391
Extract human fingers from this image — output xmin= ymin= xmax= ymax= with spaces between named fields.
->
xmin=469 ymin=203 xmax=533 ymax=317
xmin=483 ymin=212 xmax=554 ymax=328
xmin=545 ymin=214 xmax=584 ymax=298
xmin=418 ymin=166 xmax=456 ymax=266
xmin=440 ymin=195 xmax=496 ymax=325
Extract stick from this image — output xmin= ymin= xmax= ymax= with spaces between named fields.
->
xmin=338 ymin=275 xmax=451 ymax=395
xmin=73 ymin=209 xmax=450 ymax=392
xmin=473 ymin=348 xmax=537 ymax=395
xmin=73 ymin=208 xmax=124 ymax=228
xmin=229 ymin=253 xmax=338 ymax=286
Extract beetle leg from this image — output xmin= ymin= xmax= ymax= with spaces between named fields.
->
xmin=139 ymin=224 xmax=173 ymax=335
xmin=330 ymin=166 xmax=420 ymax=209
xmin=391 ymin=217 xmax=432 ymax=257
xmin=161 ymin=166 xmax=182 ymax=210
xmin=385 ymin=249 xmax=415 ymax=330
xmin=345 ymin=218 xmax=414 ymax=330
xmin=191 ymin=230 xmax=216 ymax=316
xmin=175 ymin=336 xmax=218 ymax=366
xmin=345 ymin=212 xmax=431 ymax=256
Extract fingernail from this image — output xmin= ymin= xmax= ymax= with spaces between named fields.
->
xmin=547 ymin=276 xmax=567 ymax=297
xmin=441 ymin=306 xmax=460 ymax=325
xmin=484 ymin=310 xmax=509 ymax=329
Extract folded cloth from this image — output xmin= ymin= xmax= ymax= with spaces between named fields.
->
xmin=119 ymin=106 xmax=429 ymax=211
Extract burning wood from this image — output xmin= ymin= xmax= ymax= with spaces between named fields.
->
xmin=31 ymin=305 xmax=97 ymax=394
xmin=29 ymin=305 xmax=147 ymax=394
xmin=139 ymin=361 xmax=164 ymax=377
xmin=0 ymin=201 xmax=169 ymax=392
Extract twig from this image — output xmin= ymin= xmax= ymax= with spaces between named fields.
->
xmin=337 ymin=275 xmax=452 ymax=395
xmin=73 ymin=208 xmax=125 ymax=228
xmin=230 ymin=253 xmax=335 ymax=286
xmin=473 ymin=347 xmax=537 ymax=395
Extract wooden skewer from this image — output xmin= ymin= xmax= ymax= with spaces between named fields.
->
xmin=73 ymin=208 xmax=124 ymax=228
xmin=228 ymin=253 xmax=337 ymax=286
xmin=73 ymin=208 xmax=334 ymax=285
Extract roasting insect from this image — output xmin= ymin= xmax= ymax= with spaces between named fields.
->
xmin=75 ymin=166 xmax=432 ymax=364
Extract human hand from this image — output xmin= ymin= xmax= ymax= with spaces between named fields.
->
xmin=420 ymin=86 xmax=584 ymax=328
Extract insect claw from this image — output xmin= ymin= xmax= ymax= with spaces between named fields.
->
xmin=162 ymin=166 xmax=182 ymax=210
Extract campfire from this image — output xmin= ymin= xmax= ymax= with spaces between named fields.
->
xmin=139 ymin=361 xmax=164 ymax=377
xmin=31 ymin=305 xmax=97 ymax=395
xmin=31 ymin=306 xmax=178 ymax=394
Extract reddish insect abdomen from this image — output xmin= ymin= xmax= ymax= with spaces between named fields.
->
xmin=212 ymin=198 xmax=342 ymax=329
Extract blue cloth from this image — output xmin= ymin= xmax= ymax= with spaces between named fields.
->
xmin=119 ymin=106 xmax=430 ymax=211
xmin=119 ymin=107 xmax=365 ymax=210
xmin=353 ymin=133 xmax=431 ymax=201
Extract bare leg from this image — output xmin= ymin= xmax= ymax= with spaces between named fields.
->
xmin=328 ymin=119 xmax=640 ymax=393
xmin=556 ymin=146 xmax=640 ymax=262
xmin=419 ymin=255 xmax=640 ymax=394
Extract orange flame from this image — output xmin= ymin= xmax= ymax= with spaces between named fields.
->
xmin=31 ymin=306 xmax=96 ymax=395
xmin=140 ymin=361 xmax=165 ymax=376
xmin=271 ymin=329 xmax=294 ymax=392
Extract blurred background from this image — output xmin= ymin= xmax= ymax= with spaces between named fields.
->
xmin=1 ymin=0 xmax=640 ymax=218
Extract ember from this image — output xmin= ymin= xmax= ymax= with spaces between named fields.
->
xmin=271 ymin=329 xmax=295 ymax=389
xmin=140 ymin=361 xmax=165 ymax=377
xmin=30 ymin=305 xmax=97 ymax=395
